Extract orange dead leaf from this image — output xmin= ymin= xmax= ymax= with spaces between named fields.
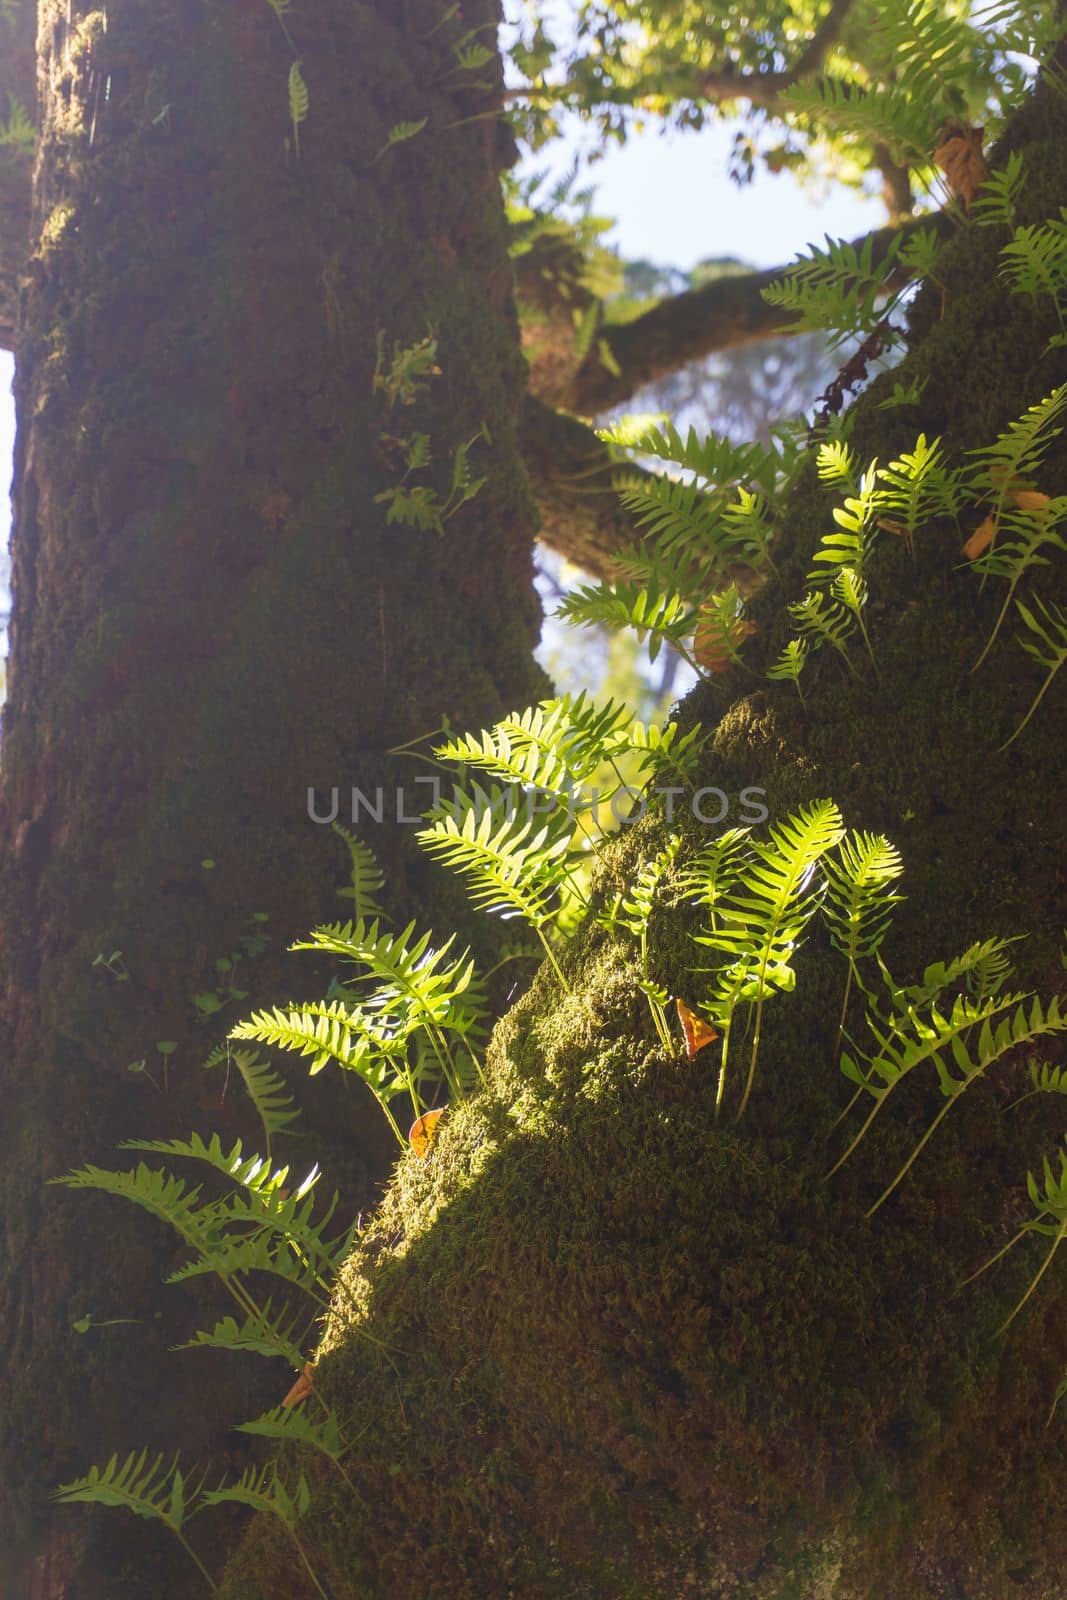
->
xmin=934 ymin=123 xmax=989 ymax=210
xmin=962 ymin=513 xmax=997 ymax=561
xmin=409 ymin=1107 xmax=446 ymax=1160
xmin=1009 ymin=488 xmax=1051 ymax=513
xmin=675 ymin=998 xmax=719 ymax=1060
xmin=877 ymin=517 xmax=908 ymax=538
xmin=693 ymin=608 xmax=757 ymax=673
xmin=282 ymin=1362 xmax=314 ymax=1409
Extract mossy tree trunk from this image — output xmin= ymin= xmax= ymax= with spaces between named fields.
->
xmin=219 ymin=59 xmax=1067 ymax=1600
xmin=0 ymin=2 xmax=544 ymax=1594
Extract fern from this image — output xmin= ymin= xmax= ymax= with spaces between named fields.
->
xmin=999 ymin=211 xmax=1067 ymax=332
xmin=972 ymin=149 xmax=1027 ymax=229
xmin=418 ymin=790 xmax=579 ymax=987
xmin=999 ymin=594 xmax=1067 ymax=750
xmin=865 ymin=995 xmax=1067 ymax=1216
xmin=556 ymin=569 xmax=697 ymax=666
xmin=288 ymin=61 xmax=309 ymax=156
xmin=235 ymin=1403 xmax=358 ymax=1493
xmin=1008 ymin=1057 xmax=1067 ymax=1110
xmin=599 ymin=419 xmax=783 ymax=496
xmin=762 ymin=232 xmax=905 ymax=349
xmin=827 ymin=986 xmax=1028 ymax=1181
xmin=809 ymin=462 xmax=883 ymax=584
xmin=766 ymin=638 xmax=809 ymax=703
xmin=204 ymin=1466 xmax=327 ymax=1600
xmin=962 ymin=1143 xmax=1067 ymax=1337
xmin=876 ymin=434 xmax=961 ymax=557
xmin=176 ymin=1302 xmax=308 ymax=1369
xmin=0 ymin=92 xmax=34 ymax=153
xmin=823 ymin=832 xmax=904 ymax=1051
xmin=600 ymin=838 xmax=679 ymax=1050
xmin=434 ymin=693 xmax=632 ymax=797
xmin=373 ymin=117 xmax=429 ymax=163
xmin=55 ymin=1452 xmax=218 ymax=1594
xmin=970 ymin=498 xmax=1067 ymax=667
xmin=788 ymin=589 xmax=856 ymax=672
xmin=202 ymin=1045 xmax=301 ymax=1156
xmin=331 ymin=823 xmax=385 ymax=919
xmin=967 ymin=385 xmax=1067 ymax=534
xmin=692 ymin=800 xmax=845 ymax=1117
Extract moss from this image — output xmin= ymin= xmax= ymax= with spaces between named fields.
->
xmin=218 ymin=62 xmax=1067 ymax=1600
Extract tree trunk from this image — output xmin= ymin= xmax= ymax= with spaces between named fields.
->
xmin=219 ymin=63 xmax=1067 ymax=1600
xmin=0 ymin=2 xmax=543 ymax=1594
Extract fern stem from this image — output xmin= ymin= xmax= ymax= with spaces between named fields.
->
xmin=736 ymin=997 xmax=765 ymax=1120
xmin=536 ymin=927 xmax=570 ymax=993
xmin=996 ymin=1216 xmax=1067 ymax=1335
xmin=955 ymin=1225 xmax=1029 ymax=1293
xmin=175 ymin=1530 xmax=220 ymax=1596
xmin=834 ymin=965 xmax=854 ymax=1068
xmin=288 ymin=1527 xmax=332 ymax=1600
xmin=714 ymin=1019 xmax=733 ymax=1119
xmin=865 ymin=1086 xmax=966 ymax=1217
xmin=996 ymin=665 xmax=1061 ymax=751
xmin=972 ymin=583 xmax=1016 ymax=673
xmin=824 ymin=1089 xmax=888 ymax=1180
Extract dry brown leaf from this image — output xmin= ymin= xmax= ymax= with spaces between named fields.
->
xmin=877 ymin=517 xmax=908 ymax=538
xmin=675 ymin=998 xmax=719 ymax=1060
xmin=282 ymin=1362 xmax=314 ymax=1409
xmin=962 ymin=513 xmax=997 ymax=561
xmin=934 ymin=124 xmax=989 ymax=209
xmin=409 ymin=1107 xmax=446 ymax=1160
xmin=1009 ymin=488 xmax=1052 ymax=512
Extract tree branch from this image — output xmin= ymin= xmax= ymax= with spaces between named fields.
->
xmin=0 ymin=1 xmax=37 ymax=351
xmin=520 ymin=393 xmax=649 ymax=578
xmin=559 ymin=216 xmax=944 ymax=416
xmin=701 ymin=0 xmax=857 ymax=108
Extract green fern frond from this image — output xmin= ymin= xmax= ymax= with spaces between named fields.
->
xmin=598 ymin=419 xmax=782 ymax=494
xmin=970 ymin=498 xmax=1067 ymax=667
xmin=434 ymin=693 xmax=632 ymax=795
xmin=332 ymin=824 xmax=385 ymax=919
xmin=761 ymin=231 xmax=904 ymax=348
xmin=202 ymin=1047 xmax=301 ymax=1153
xmin=176 ymin=1302 xmax=308 ymax=1368
xmin=0 ymin=92 xmax=34 ymax=153
xmin=999 ymin=212 xmax=1067 ymax=327
xmin=823 ymin=832 xmax=904 ymax=967
xmin=971 ymin=149 xmax=1027 ymax=228
xmin=967 ymin=385 xmax=1067 ymax=516
xmin=809 ymin=463 xmax=883 ymax=583
xmin=417 ymin=791 xmax=576 ymax=932
xmin=999 ymin=593 xmax=1067 ymax=749
xmin=694 ymin=800 xmax=845 ymax=1116
xmin=767 ymin=637 xmax=809 ymax=702
xmin=876 ymin=434 xmax=960 ymax=551
xmin=288 ymin=61 xmax=309 ymax=156
xmin=556 ymin=570 xmax=696 ymax=664
xmin=373 ymin=116 xmax=429 ymax=163
xmin=232 ymin=999 xmax=386 ymax=1078
xmin=55 ymin=1452 xmax=218 ymax=1593
xmin=50 ymin=1162 xmax=214 ymax=1254
xmin=236 ymin=1403 xmax=343 ymax=1462
xmin=816 ymin=439 xmax=858 ymax=493
xmin=788 ymin=589 xmax=856 ymax=669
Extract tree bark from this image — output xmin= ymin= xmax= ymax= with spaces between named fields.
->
xmin=219 ymin=56 xmax=1067 ymax=1600
xmin=0 ymin=2 xmax=544 ymax=1594
xmin=0 ymin=0 xmax=35 ymax=349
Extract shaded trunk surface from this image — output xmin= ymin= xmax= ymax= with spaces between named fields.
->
xmin=219 ymin=64 xmax=1067 ymax=1600
xmin=0 ymin=2 xmax=544 ymax=1594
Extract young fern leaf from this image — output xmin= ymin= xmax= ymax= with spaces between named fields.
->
xmin=866 ymin=995 xmax=1067 ymax=1216
xmin=288 ymin=61 xmax=308 ymax=156
xmin=202 ymin=1046 xmax=301 ymax=1156
xmin=434 ymin=693 xmax=632 ymax=796
xmin=418 ymin=789 xmax=578 ymax=987
xmin=962 ymin=1143 xmax=1067 ymax=1336
xmin=831 ymin=567 xmax=877 ymax=673
xmin=204 ymin=1467 xmax=327 ymax=1600
xmin=827 ymin=988 xmax=1026 ymax=1180
xmin=877 ymin=434 xmax=961 ymax=555
xmin=556 ymin=571 xmax=696 ymax=665
xmin=971 ymin=498 xmax=1067 ymax=667
xmin=55 ymin=1452 xmax=218 ymax=1595
xmin=816 ymin=439 xmax=858 ymax=493
xmin=788 ymin=590 xmax=856 ymax=671
xmin=1007 ymin=1058 xmax=1067 ymax=1110
xmin=767 ymin=638 xmax=810 ymax=703
xmin=694 ymin=801 xmax=845 ymax=1117
xmin=235 ymin=1405 xmax=358 ymax=1494
xmin=373 ymin=117 xmax=429 ymax=163
xmin=761 ymin=232 xmax=905 ymax=349
xmin=332 ymin=823 xmax=385 ymax=919
xmin=999 ymin=594 xmax=1067 ymax=750
xmin=967 ymin=385 xmax=1067 ymax=536
xmin=810 ymin=463 xmax=883 ymax=584
xmin=601 ymin=838 xmax=680 ymax=1050
xmin=824 ymin=832 xmax=904 ymax=1054
xmin=176 ymin=1302 xmax=308 ymax=1369
xmin=971 ymin=149 xmax=1027 ymax=228
xmin=999 ymin=212 xmax=1067 ymax=331
xmin=0 ymin=92 xmax=34 ymax=153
